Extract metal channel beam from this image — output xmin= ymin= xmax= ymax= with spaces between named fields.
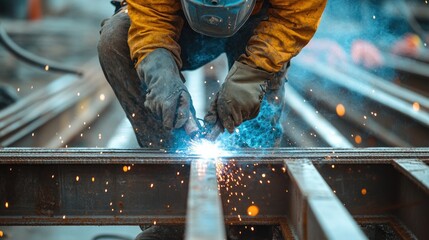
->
xmin=392 ymin=159 xmax=429 ymax=239
xmin=285 ymin=159 xmax=366 ymax=240
xmin=1 ymin=148 xmax=429 ymax=240
xmin=393 ymin=159 xmax=429 ymax=194
xmin=185 ymin=159 xmax=226 ymax=240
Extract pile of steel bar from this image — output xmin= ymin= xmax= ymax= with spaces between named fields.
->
xmin=0 ymin=58 xmax=114 ymax=147
xmin=0 ymin=148 xmax=427 ymax=239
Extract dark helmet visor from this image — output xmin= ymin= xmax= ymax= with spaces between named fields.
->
xmin=181 ymin=0 xmax=256 ymax=37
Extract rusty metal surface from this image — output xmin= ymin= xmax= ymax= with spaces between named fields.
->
xmin=316 ymin=163 xmax=429 ymax=240
xmin=185 ymin=160 xmax=225 ymax=240
xmin=0 ymin=148 xmax=428 ymax=240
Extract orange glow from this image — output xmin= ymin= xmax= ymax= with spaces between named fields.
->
xmin=336 ymin=104 xmax=346 ymax=117
xmin=91 ymin=177 xmax=95 ymax=182
xmin=247 ymin=205 xmax=259 ymax=217
xmin=354 ymin=135 xmax=362 ymax=144
xmin=123 ymin=166 xmax=128 ymax=172
xmin=0 ymin=230 xmax=3 ymax=237
xmin=413 ymin=102 xmax=420 ymax=111
xmin=361 ymin=188 xmax=367 ymax=195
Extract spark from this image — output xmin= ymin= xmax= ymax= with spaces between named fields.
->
xmin=189 ymin=139 xmax=224 ymax=159
xmin=62 ymin=215 xmax=66 ymax=219
xmin=45 ymin=65 xmax=49 ymax=71
xmin=5 ymin=202 xmax=9 ymax=208
xmin=354 ymin=135 xmax=362 ymax=144
xmin=76 ymin=176 xmax=80 ymax=182
xmin=331 ymin=165 xmax=335 ymax=169
xmin=361 ymin=188 xmax=367 ymax=195
xmin=336 ymin=104 xmax=346 ymax=117
xmin=123 ymin=166 xmax=128 ymax=172
xmin=247 ymin=205 xmax=259 ymax=217
xmin=99 ymin=94 xmax=106 ymax=101
xmin=413 ymin=102 xmax=420 ymax=111
xmin=91 ymin=177 xmax=95 ymax=182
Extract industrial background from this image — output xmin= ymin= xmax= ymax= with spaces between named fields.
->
xmin=0 ymin=0 xmax=428 ymax=239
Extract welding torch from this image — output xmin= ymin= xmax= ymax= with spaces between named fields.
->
xmin=183 ymin=110 xmax=223 ymax=142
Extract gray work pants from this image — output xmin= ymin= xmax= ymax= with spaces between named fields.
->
xmin=97 ymin=3 xmax=286 ymax=149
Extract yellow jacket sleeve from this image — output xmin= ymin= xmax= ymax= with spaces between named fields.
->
xmin=127 ymin=0 xmax=184 ymax=68
xmin=239 ymin=0 xmax=327 ymax=73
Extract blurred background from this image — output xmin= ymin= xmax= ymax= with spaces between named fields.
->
xmin=0 ymin=0 xmax=428 ymax=239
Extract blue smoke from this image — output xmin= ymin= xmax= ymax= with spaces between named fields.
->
xmin=217 ymin=98 xmax=284 ymax=149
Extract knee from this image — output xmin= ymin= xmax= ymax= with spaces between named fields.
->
xmin=97 ymin=12 xmax=130 ymax=59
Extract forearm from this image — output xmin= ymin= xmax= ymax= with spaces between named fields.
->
xmin=239 ymin=0 xmax=327 ymax=72
xmin=127 ymin=0 xmax=184 ymax=68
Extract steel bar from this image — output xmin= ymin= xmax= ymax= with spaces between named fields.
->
xmin=185 ymin=159 xmax=226 ymax=240
xmin=1 ymin=148 xmax=429 ymax=164
xmin=294 ymin=58 xmax=429 ymax=127
xmin=392 ymin=159 xmax=429 ymax=194
xmin=283 ymin=85 xmax=353 ymax=148
xmin=339 ymin=62 xmax=429 ymax=110
xmin=284 ymin=159 xmax=366 ymax=240
xmin=383 ymin=53 xmax=429 ymax=78
xmin=0 ymin=59 xmax=114 ymax=147
xmin=290 ymin=77 xmax=412 ymax=147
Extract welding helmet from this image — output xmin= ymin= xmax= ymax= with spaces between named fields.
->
xmin=181 ymin=0 xmax=256 ymax=38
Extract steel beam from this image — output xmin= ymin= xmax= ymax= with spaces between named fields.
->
xmin=1 ymin=148 xmax=429 ymax=239
xmin=393 ymin=159 xmax=429 ymax=194
xmin=285 ymin=159 xmax=366 ymax=240
xmin=185 ymin=159 xmax=226 ymax=240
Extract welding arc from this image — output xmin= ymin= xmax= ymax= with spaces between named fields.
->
xmin=0 ymin=22 xmax=83 ymax=76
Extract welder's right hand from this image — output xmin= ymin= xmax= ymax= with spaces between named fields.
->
xmin=137 ymin=48 xmax=193 ymax=130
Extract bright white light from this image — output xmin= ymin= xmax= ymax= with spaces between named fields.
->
xmin=190 ymin=139 xmax=224 ymax=159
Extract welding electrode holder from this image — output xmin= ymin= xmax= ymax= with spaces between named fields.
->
xmin=183 ymin=110 xmax=223 ymax=142
xmin=183 ymin=111 xmax=203 ymax=141
xmin=203 ymin=121 xmax=223 ymax=142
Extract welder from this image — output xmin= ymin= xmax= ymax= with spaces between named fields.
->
xmin=98 ymin=0 xmax=326 ymax=238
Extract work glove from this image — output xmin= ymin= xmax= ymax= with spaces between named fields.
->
xmin=137 ymin=48 xmax=193 ymax=130
xmin=205 ymin=61 xmax=276 ymax=133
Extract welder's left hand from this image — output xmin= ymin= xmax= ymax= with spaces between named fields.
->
xmin=205 ymin=61 xmax=274 ymax=133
